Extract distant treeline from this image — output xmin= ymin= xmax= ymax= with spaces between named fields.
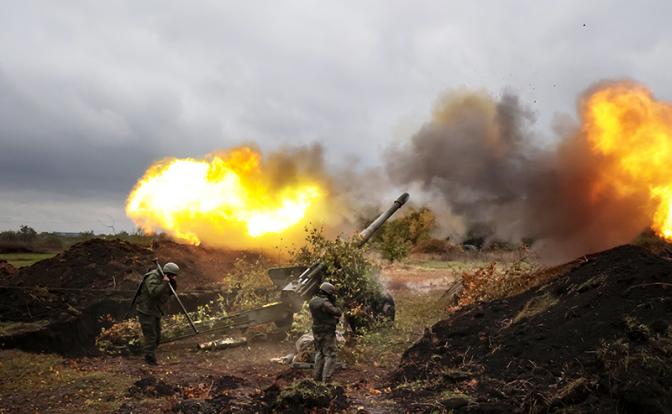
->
xmin=0 ymin=225 xmax=153 ymax=253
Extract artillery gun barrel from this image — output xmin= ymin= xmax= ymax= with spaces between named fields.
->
xmin=285 ymin=192 xmax=410 ymax=303
xmin=357 ymin=192 xmax=410 ymax=245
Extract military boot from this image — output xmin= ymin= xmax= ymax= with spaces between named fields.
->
xmin=144 ymin=354 xmax=158 ymax=366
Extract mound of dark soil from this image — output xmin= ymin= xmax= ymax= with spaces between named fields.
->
xmin=8 ymin=238 xmax=269 ymax=291
xmin=393 ymin=245 xmax=672 ymax=413
xmin=271 ymin=378 xmax=348 ymax=413
xmin=11 ymin=238 xmax=153 ymax=290
xmin=0 ymin=260 xmax=16 ymax=278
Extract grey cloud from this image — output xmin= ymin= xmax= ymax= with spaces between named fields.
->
xmin=1 ymin=1 xmax=672 ymax=232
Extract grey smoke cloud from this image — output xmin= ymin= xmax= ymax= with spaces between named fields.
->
xmin=386 ymin=85 xmax=658 ymax=261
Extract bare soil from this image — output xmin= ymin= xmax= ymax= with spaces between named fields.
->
xmin=393 ymin=245 xmax=672 ymax=413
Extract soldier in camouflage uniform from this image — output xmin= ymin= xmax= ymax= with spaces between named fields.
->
xmin=135 ymin=262 xmax=180 ymax=365
xmin=308 ymin=282 xmax=342 ymax=382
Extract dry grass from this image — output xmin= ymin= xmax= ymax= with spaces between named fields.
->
xmin=344 ymin=290 xmax=451 ymax=369
xmin=513 ymin=292 xmax=559 ymax=323
xmin=0 ymin=350 xmax=134 ymax=413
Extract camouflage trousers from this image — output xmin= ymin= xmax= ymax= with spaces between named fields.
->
xmin=313 ymin=331 xmax=337 ymax=382
xmin=138 ymin=312 xmax=161 ymax=358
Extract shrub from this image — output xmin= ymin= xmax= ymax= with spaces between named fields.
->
xmin=374 ymin=207 xmax=437 ymax=262
xmin=458 ymin=259 xmax=540 ymax=307
xmin=290 ymin=227 xmax=385 ymax=332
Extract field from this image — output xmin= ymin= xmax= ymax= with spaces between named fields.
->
xmin=0 ymin=252 xmax=57 ymax=268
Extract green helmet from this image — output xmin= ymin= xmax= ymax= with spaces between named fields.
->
xmin=163 ymin=262 xmax=180 ymax=275
xmin=319 ymin=282 xmax=336 ymax=295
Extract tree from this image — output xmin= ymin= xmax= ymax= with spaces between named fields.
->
xmin=18 ymin=225 xmax=37 ymax=242
xmin=374 ymin=207 xmax=437 ymax=262
xmin=377 ymin=220 xmax=412 ymax=262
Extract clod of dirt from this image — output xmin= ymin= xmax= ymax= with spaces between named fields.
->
xmin=128 ymin=376 xmax=179 ymax=398
xmin=271 ymin=378 xmax=348 ymax=413
xmin=393 ymin=245 xmax=672 ymax=413
xmin=0 ymin=260 xmax=16 ymax=278
xmin=212 ymin=374 xmax=247 ymax=393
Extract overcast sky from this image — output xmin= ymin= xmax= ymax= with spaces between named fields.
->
xmin=1 ymin=0 xmax=671 ymax=233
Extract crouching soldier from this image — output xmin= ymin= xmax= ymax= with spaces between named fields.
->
xmin=309 ymin=282 xmax=342 ymax=382
xmin=136 ymin=262 xmax=180 ymax=365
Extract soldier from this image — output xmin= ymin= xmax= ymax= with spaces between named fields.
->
xmin=136 ymin=262 xmax=180 ymax=365
xmin=308 ymin=282 xmax=342 ymax=382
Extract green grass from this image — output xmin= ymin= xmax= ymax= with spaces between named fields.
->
xmin=0 ymin=252 xmax=57 ymax=268
xmin=409 ymin=259 xmax=489 ymax=270
xmin=343 ymin=290 xmax=451 ymax=369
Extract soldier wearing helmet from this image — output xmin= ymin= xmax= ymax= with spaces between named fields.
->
xmin=136 ymin=262 xmax=180 ymax=365
xmin=308 ymin=281 xmax=342 ymax=382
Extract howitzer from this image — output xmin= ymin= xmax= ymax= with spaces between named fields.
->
xmin=160 ymin=192 xmax=410 ymax=343
xmin=271 ymin=192 xmax=410 ymax=312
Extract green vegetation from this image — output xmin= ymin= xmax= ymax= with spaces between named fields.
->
xmin=409 ymin=259 xmax=490 ymax=270
xmin=0 ymin=252 xmax=57 ymax=267
xmin=344 ymin=290 xmax=451 ymax=368
xmin=0 ymin=225 xmax=155 ymax=255
xmin=273 ymin=378 xmax=347 ymax=411
xmin=290 ymin=226 xmax=386 ymax=331
xmin=376 ymin=207 xmax=436 ymax=262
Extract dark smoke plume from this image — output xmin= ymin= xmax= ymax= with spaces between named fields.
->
xmin=386 ymin=87 xmax=652 ymax=261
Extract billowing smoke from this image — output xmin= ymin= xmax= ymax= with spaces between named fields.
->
xmin=386 ymin=83 xmax=665 ymax=261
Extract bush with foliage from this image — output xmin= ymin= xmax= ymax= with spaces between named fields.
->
xmin=458 ymin=259 xmax=540 ymax=307
xmin=290 ymin=227 xmax=386 ymax=332
xmin=375 ymin=207 xmax=436 ymax=262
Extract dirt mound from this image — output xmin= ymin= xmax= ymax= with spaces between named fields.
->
xmin=0 ymin=260 xmax=16 ymax=278
xmin=269 ymin=379 xmax=348 ymax=413
xmin=7 ymin=238 xmax=270 ymax=291
xmin=393 ymin=245 xmax=672 ymax=413
xmin=11 ymin=238 xmax=152 ymax=290
xmin=152 ymin=239 xmax=268 ymax=289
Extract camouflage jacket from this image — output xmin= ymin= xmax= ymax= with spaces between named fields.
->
xmin=309 ymin=294 xmax=342 ymax=334
xmin=136 ymin=269 xmax=173 ymax=317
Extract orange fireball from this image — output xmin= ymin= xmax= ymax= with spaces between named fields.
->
xmin=582 ymin=82 xmax=672 ymax=240
xmin=126 ymin=147 xmax=323 ymax=245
